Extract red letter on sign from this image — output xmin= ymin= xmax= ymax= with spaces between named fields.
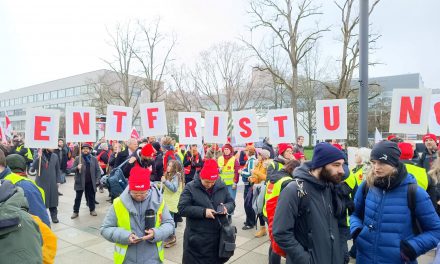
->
xmin=147 ymin=108 xmax=158 ymax=129
xmin=323 ymin=106 xmax=340 ymax=131
xmin=34 ymin=116 xmax=51 ymax=140
xmin=434 ymin=102 xmax=440 ymax=124
xmin=399 ymin=96 xmax=422 ymax=124
xmin=73 ymin=112 xmax=90 ymax=135
xmin=239 ymin=118 xmax=252 ymax=137
xmin=274 ymin=116 xmax=288 ymax=137
xmin=185 ymin=118 xmax=197 ymax=137
xmin=113 ymin=111 xmax=127 ymax=133
xmin=213 ymin=116 xmax=219 ymax=136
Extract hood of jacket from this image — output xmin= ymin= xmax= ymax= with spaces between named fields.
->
xmin=0 ymin=180 xmax=29 ymax=215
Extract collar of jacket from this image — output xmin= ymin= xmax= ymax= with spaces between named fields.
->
xmin=119 ymin=185 xmax=162 ymax=215
xmin=194 ymin=178 xmax=226 ymax=194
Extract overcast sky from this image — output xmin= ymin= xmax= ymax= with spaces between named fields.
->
xmin=1 ymin=0 xmax=439 ymax=93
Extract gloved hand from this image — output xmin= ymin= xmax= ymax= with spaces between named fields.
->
xmin=400 ymin=240 xmax=417 ymax=262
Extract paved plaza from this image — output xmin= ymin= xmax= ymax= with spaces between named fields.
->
xmin=42 ymin=175 xmax=435 ymax=264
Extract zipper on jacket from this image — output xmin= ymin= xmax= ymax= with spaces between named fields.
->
xmin=321 ymin=191 xmax=334 ymax=263
xmin=373 ymin=189 xmax=386 ymax=263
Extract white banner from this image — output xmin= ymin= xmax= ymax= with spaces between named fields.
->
xmin=267 ymin=108 xmax=295 ymax=144
xmin=105 ymin=105 xmax=133 ymax=140
xmin=65 ymin=107 xmax=96 ymax=143
xmin=204 ymin=111 xmax=228 ymax=144
xmin=429 ymin=94 xmax=440 ymax=135
xmin=316 ymin=99 xmax=347 ymax=140
xmin=389 ymin=89 xmax=431 ymax=135
xmin=232 ymin=109 xmax=259 ymax=144
xmin=140 ymin=102 xmax=168 ymax=137
xmin=178 ymin=112 xmax=202 ymax=145
xmin=25 ymin=108 xmax=60 ymax=149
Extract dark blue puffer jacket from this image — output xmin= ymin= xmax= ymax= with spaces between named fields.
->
xmin=350 ymin=174 xmax=440 ymax=264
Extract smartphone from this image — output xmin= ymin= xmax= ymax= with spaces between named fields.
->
xmin=216 ymin=204 xmax=226 ymax=214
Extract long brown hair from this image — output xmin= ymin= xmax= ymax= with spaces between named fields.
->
xmin=165 ymin=160 xmax=184 ymax=187
xmin=429 ymin=155 xmax=440 ymax=185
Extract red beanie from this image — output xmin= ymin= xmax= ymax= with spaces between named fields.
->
xmin=423 ymin=133 xmax=437 ymax=143
xmin=245 ymin=142 xmax=254 ymax=147
xmin=398 ymin=142 xmax=414 ymax=160
xmin=387 ymin=135 xmax=396 ymax=141
xmin=141 ymin=144 xmax=155 ymax=158
xmin=222 ymin=143 xmax=233 ymax=153
xmin=332 ymin=143 xmax=343 ymax=150
xmin=129 ymin=166 xmax=151 ymax=191
xmin=278 ymin=143 xmax=293 ymax=155
xmin=199 ymin=159 xmax=219 ymax=181
xmin=293 ymin=152 xmax=305 ymax=160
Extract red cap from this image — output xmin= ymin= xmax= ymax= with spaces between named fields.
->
xmin=141 ymin=144 xmax=155 ymax=158
xmin=245 ymin=142 xmax=254 ymax=147
xmin=222 ymin=143 xmax=233 ymax=153
xmin=199 ymin=159 xmax=219 ymax=181
xmin=398 ymin=142 xmax=413 ymax=160
xmin=129 ymin=166 xmax=151 ymax=191
xmin=387 ymin=135 xmax=396 ymax=141
xmin=293 ymin=152 xmax=305 ymax=160
xmin=423 ymin=133 xmax=437 ymax=143
xmin=278 ymin=143 xmax=293 ymax=155
xmin=332 ymin=143 xmax=343 ymax=150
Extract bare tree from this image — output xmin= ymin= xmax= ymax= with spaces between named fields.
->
xmin=243 ymin=0 xmax=329 ymax=136
xmin=134 ymin=19 xmax=176 ymax=103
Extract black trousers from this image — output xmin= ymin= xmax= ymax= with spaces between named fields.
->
xmin=244 ymin=184 xmax=256 ymax=226
xmin=73 ymin=182 xmax=96 ymax=213
xmin=268 ymin=244 xmax=281 ymax=264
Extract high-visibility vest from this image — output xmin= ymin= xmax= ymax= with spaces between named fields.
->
xmin=405 ymin=163 xmax=429 ymax=190
xmin=177 ymin=151 xmax=184 ymax=163
xmin=16 ymin=145 xmax=33 ymax=161
xmin=344 ymin=171 xmax=357 ymax=226
xmin=113 ymin=197 xmax=165 ymax=264
xmin=353 ymin=168 xmax=363 ymax=185
xmin=5 ymin=173 xmax=45 ymax=204
xmin=263 ymin=174 xmax=289 ymax=218
xmin=218 ymin=156 xmax=236 ymax=186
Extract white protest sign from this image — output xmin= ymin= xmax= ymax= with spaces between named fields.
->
xmin=65 ymin=107 xmax=96 ymax=142
xmin=204 ymin=111 xmax=228 ymax=144
xmin=232 ymin=109 xmax=259 ymax=144
xmin=140 ymin=102 xmax=168 ymax=137
xmin=429 ymin=94 xmax=440 ymax=135
xmin=25 ymin=108 xmax=60 ymax=149
xmin=267 ymin=108 xmax=295 ymax=144
xmin=316 ymin=99 xmax=347 ymax=140
xmin=179 ymin=112 xmax=202 ymax=145
xmin=105 ymin=105 xmax=133 ymax=140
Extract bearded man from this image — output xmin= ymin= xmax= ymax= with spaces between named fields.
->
xmin=272 ymin=143 xmax=347 ymax=264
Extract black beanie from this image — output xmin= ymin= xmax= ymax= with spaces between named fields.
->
xmin=311 ymin=143 xmax=346 ymax=169
xmin=152 ymin=142 xmax=161 ymax=152
xmin=370 ymin=141 xmax=401 ymax=167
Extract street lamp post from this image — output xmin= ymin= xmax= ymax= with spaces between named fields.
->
xmin=359 ymin=0 xmax=369 ymax=147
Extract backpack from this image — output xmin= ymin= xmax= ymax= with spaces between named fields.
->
xmin=106 ymin=159 xmax=129 ymax=199
xmin=360 ymin=182 xmax=422 ymax=235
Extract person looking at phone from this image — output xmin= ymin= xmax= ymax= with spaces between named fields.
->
xmin=101 ymin=166 xmax=174 ymax=264
xmin=178 ymin=159 xmax=235 ymax=264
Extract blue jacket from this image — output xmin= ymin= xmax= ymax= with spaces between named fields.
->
xmin=350 ymin=174 xmax=440 ymax=263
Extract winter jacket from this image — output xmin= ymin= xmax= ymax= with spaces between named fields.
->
xmin=153 ymin=151 xmax=164 ymax=182
xmin=418 ymin=148 xmax=437 ymax=172
xmin=240 ymin=155 xmax=256 ymax=184
xmin=101 ymin=186 xmax=174 ymax=264
xmin=272 ymin=162 xmax=346 ymax=264
xmin=249 ymin=159 xmax=269 ymax=184
xmin=178 ymin=179 xmax=235 ymax=264
xmin=54 ymin=146 xmax=70 ymax=173
xmin=0 ymin=180 xmax=43 ymax=264
xmin=262 ymin=140 xmax=275 ymax=159
xmin=0 ymin=168 xmax=51 ymax=227
xmin=71 ymin=155 xmax=101 ymax=192
xmin=162 ymin=173 xmax=183 ymax=213
xmin=350 ymin=169 xmax=440 ymax=264
xmin=183 ymin=152 xmax=203 ymax=181
xmin=122 ymin=149 xmax=156 ymax=180
xmin=33 ymin=152 xmax=60 ymax=208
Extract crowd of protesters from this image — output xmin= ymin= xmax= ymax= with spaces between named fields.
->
xmin=2 ymin=131 xmax=440 ymax=263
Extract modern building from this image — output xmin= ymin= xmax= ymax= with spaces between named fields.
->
xmin=0 ymin=69 xmax=156 ymax=137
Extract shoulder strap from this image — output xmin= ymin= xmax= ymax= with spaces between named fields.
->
xmin=408 ymin=183 xmax=423 ymax=235
xmin=294 ymin=179 xmax=311 ymax=249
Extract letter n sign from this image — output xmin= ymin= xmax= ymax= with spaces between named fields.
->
xmin=389 ymin=89 xmax=431 ymax=135
xmin=316 ymin=99 xmax=347 ymax=140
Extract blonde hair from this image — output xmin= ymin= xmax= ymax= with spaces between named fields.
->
xmin=161 ymin=136 xmax=173 ymax=146
xmin=365 ymin=164 xmax=397 ymax=187
xmin=165 ymin=160 xmax=185 ymax=188
xmin=429 ymin=156 xmax=440 ymax=185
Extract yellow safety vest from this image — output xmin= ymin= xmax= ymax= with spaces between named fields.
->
xmin=344 ymin=171 xmax=357 ymax=226
xmin=218 ymin=156 xmax=236 ymax=186
xmin=16 ymin=145 xmax=33 ymax=161
xmin=4 ymin=173 xmax=45 ymax=204
xmin=353 ymin=168 xmax=363 ymax=185
xmin=113 ymin=197 xmax=165 ymax=264
xmin=263 ymin=175 xmax=290 ymax=218
xmin=405 ymin=163 xmax=429 ymax=190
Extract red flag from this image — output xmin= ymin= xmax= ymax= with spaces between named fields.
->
xmin=130 ymin=127 xmax=140 ymax=140
xmin=4 ymin=115 xmax=11 ymax=137
xmin=0 ymin=125 xmax=6 ymax=144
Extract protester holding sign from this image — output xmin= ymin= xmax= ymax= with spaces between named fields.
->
xmin=33 ymin=148 xmax=61 ymax=223
xmin=183 ymin=144 xmax=203 ymax=184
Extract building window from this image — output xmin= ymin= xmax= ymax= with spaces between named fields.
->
xmin=66 ymin=88 xmax=74 ymax=97
xmin=0 ymin=101 xmax=3 ymax=107
xmin=37 ymin=94 xmax=43 ymax=102
xmin=50 ymin=91 xmax=58 ymax=99
xmin=81 ymin=86 xmax=88 ymax=94
xmin=73 ymin=101 xmax=82 ymax=106
xmin=18 ymin=98 xmax=22 ymax=105
xmin=66 ymin=102 xmax=73 ymax=107
xmin=28 ymin=95 xmax=34 ymax=103
xmin=44 ymin=92 xmax=50 ymax=101
xmin=58 ymin=89 xmax=65 ymax=98
xmin=22 ymin=96 xmax=27 ymax=104
xmin=5 ymin=100 xmax=9 ymax=107
xmin=74 ymin=87 xmax=81 ymax=96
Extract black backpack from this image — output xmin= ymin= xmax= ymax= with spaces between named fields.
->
xmin=107 ymin=159 xmax=129 ymax=199
xmin=360 ymin=182 xmax=422 ymax=235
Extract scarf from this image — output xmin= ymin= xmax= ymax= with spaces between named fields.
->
xmin=223 ymin=153 xmax=234 ymax=163
xmin=373 ymin=162 xmax=407 ymax=190
xmin=83 ymin=154 xmax=91 ymax=164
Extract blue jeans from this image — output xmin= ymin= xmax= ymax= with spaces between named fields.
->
xmin=226 ymin=185 xmax=237 ymax=200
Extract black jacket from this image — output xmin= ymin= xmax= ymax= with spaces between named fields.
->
xmin=418 ymin=147 xmax=437 ymax=172
xmin=152 ymin=151 xmax=164 ymax=182
xmin=121 ymin=149 xmax=156 ymax=179
xmin=272 ymin=162 xmax=346 ymax=264
xmin=262 ymin=140 xmax=275 ymax=159
xmin=183 ymin=152 xmax=203 ymax=180
xmin=54 ymin=147 xmax=70 ymax=173
xmin=178 ymin=179 xmax=235 ymax=264
xmin=114 ymin=148 xmax=129 ymax=168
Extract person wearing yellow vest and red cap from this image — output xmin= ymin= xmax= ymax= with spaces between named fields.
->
xmin=101 ymin=166 xmax=174 ymax=264
xmin=399 ymin=142 xmax=431 ymax=191
xmin=419 ymin=133 xmax=438 ymax=172
xmin=178 ymin=159 xmax=235 ymax=264
xmin=218 ymin=143 xmax=240 ymax=200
